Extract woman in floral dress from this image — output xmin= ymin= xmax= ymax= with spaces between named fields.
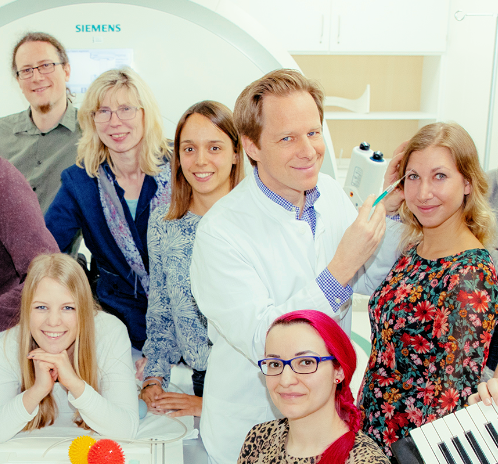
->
xmin=358 ymin=122 xmax=498 ymax=461
xmin=140 ymin=101 xmax=244 ymax=416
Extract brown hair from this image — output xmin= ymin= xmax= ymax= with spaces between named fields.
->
xmin=18 ymin=254 xmax=99 ymax=431
xmin=397 ymin=122 xmax=495 ymax=250
xmin=166 ymin=100 xmax=245 ymax=219
xmin=12 ymin=32 xmax=72 ymax=100
xmin=233 ymin=69 xmax=324 ymax=166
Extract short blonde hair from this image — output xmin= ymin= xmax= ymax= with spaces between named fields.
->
xmin=77 ymin=67 xmax=171 ymax=177
xmin=167 ymin=101 xmax=245 ymax=220
xmin=233 ymin=69 xmax=324 ymax=166
xmin=398 ymin=122 xmax=495 ymax=250
xmin=18 ymin=254 xmax=99 ymax=431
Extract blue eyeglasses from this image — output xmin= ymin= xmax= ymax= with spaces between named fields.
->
xmin=258 ymin=355 xmax=335 ymax=376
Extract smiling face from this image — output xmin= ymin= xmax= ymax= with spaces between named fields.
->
xmin=264 ymin=323 xmax=343 ymax=422
xmin=15 ymin=41 xmax=70 ymax=115
xmin=179 ymin=113 xmax=237 ymax=211
xmin=403 ymin=145 xmax=471 ymax=231
xmin=29 ymin=277 xmax=78 ymax=355
xmin=243 ymin=91 xmax=325 ymax=208
xmin=95 ymin=87 xmax=144 ymax=160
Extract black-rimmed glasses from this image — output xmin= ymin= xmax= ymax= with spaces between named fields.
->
xmin=258 ymin=355 xmax=335 ymax=376
xmin=92 ymin=106 xmax=140 ymax=123
xmin=17 ymin=62 xmax=63 ymax=80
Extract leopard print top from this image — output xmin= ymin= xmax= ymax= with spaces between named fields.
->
xmin=237 ymin=418 xmax=390 ymax=464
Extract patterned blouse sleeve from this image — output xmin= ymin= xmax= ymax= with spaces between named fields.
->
xmin=237 ymin=424 xmax=261 ymax=464
xmin=142 ymin=208 xmax=181 ymax=386
xmin=437 ymin=254 xmax=498 ymax=407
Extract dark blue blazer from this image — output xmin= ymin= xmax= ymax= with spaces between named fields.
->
xmin=45 ymin=162 xmax=168 ymax=350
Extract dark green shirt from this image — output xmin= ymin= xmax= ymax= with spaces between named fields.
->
xmin=0 ymin=101 xmax=81 ymax=213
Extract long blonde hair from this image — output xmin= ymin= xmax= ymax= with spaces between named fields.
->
xmin=76 ymin=67 xmax=171 ymax=177
xmin=18 ymin=254 xmax=99 ymax=431
xmin=398 ymin=122 xmax=495 ymax=251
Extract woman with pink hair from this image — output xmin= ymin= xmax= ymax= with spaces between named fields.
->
xmin=237 ymin=310 xmax=388 ymax=464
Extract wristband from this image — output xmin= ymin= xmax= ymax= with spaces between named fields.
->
xmin=141 ymin=382 xmax=160 ymax=391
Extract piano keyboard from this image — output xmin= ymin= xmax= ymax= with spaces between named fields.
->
xmin=408 ymin=402 xmax=498 ymax=464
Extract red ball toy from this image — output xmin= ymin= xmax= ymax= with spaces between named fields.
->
xmin=87 ymin=439 xmax=125 ymax=464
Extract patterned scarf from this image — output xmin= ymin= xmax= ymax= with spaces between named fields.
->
xmin=97 ymin=162 xmax=171 ymax=296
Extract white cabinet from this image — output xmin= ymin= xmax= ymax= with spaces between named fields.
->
xmin=228 ymin=0 xmax=331 ymax=53
xmin=330 ymin=0 xmax=450 ymax=54
xmin=226 ymin=0 xmax=449 ymax=54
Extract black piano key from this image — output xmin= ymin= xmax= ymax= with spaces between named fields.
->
xmin=485 ymin=422 xmax=498 ymax=450
xmin=451 ymin=437 xmax=473 ymax=464
xmin=438 ymin=442 xmax=458 ymax=464
xmin=465 ymin=431 xmax=491 ymax=464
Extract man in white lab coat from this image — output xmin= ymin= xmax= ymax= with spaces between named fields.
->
xmin=190 ymin=69 xmax=401 ymax=464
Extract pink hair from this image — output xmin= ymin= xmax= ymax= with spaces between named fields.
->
xmin=269 ymin=310 xmax=361 ymax=464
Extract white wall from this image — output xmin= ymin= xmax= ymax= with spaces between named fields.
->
xmin=3 ymin=0 xmax=498 ymax=172
xmin=0 ymin=0 xmax=338 ymax=177
xmin=442 ymin=0 xmax=498 ymax=169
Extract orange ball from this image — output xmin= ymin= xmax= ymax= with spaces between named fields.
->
xmin=87 ymin=439 xmax=125 ymax=464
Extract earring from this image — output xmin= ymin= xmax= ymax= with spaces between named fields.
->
xmin=335 ymin=379 xmax=341 ymax=384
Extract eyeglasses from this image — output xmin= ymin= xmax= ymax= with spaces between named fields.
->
xmin=258 ymin=355 xmax=335 ymax=376
xmin=16 ymin=62 xmax=63 ymax=80
xmin=92 ymin=106 xmax=140 ymax=123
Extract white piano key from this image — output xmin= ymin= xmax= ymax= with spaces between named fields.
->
xmin=491 ymin=400 xmax=498 ymax=416
xmin=432 ymin=417 xmax=466 ymax=464
xmin=421 ymin=422 xmax=461 ymax=464
xmin=411 ymin=426 xmax=443 ymax=464
xmin=455 ymin=407 xmax=495 ymax=464
xmin=465 ymin=404 xmax=498 ymax=463
xmin=444 ymin=413 xmax=482 ymax=464
xmin=480 ymin=402 xmax=498 ymax=422
xmin=466 ymin=403 xmax=498 ymax=461
xmin=478 ymin=402 xmax=498 ymax=450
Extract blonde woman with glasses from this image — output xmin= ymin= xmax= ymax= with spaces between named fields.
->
xmin=45 ymin=67 xmax=172 ymax=351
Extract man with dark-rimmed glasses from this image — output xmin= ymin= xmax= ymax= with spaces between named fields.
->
xmin=0 ymin=32 xmax=81 ymax=213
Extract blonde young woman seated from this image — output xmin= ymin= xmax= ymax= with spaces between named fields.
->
xmin=0 ymin=253 xmax=138 ymax=443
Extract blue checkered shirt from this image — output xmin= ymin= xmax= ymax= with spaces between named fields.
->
xmin=254 ymin=168 xmax=352 ymax=311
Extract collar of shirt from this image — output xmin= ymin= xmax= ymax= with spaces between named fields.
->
xmin=13 ymin=100 xmax=78 ymax=135
xmin=253 ymin=166 xmax=320 ymax=237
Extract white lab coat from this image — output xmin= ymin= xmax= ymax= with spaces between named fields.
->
xmin=190 ymin=172 xmax=400 ymax=464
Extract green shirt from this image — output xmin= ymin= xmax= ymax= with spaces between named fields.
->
xmin=0 ymin=101 xmax=81 ymax=213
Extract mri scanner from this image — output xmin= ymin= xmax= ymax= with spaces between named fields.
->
xmin=0 ymin=0 xmax=338 ymax=178
xmin=0 ymin=3 xmax=341 ymax=462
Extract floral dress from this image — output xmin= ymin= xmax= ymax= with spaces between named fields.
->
xmin=358 ymin=247 xmax=498 ymax=459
